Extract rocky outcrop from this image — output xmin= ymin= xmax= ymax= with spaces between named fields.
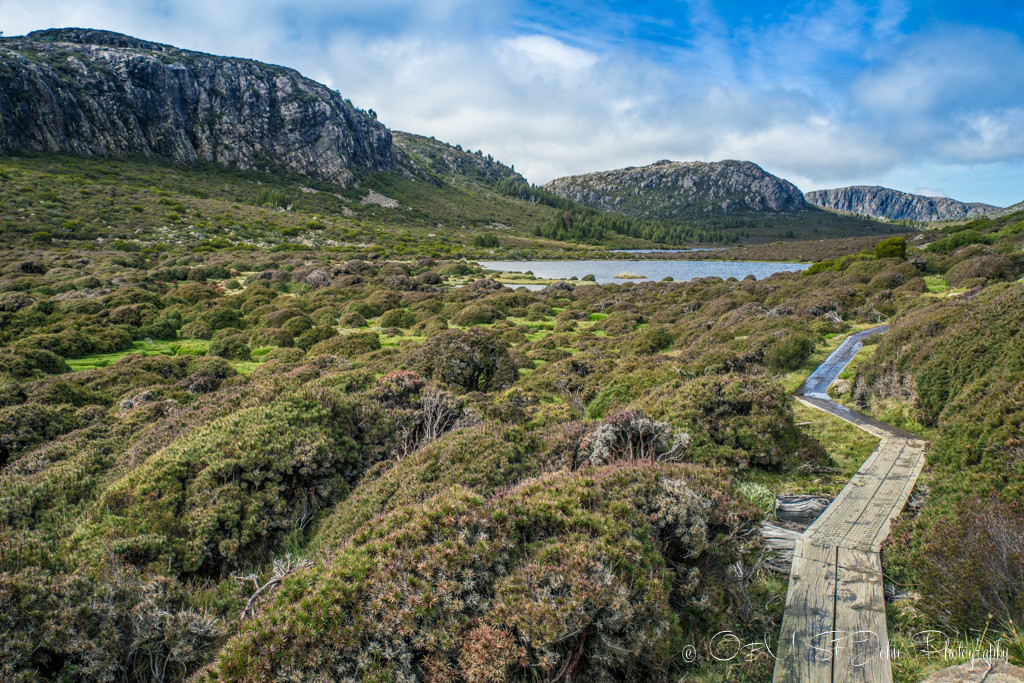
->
xmin=543 ymin=159 xmax=808 ymax=220
xmin=0 ymin=28 xmax=392 ymax=184
xmin=392 ymin=131 xmax=525 ymax=187
xmin=805 ymin=186 xmax=998 ymax=222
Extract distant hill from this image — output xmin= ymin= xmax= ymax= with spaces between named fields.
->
xmin=543 ymin=159 xmax=809 ymax=220
xmin=990 ymin=199 xmax=1024 ymax=219
xmin=0 ymin=28 xmax=392 ymax=184
xmin=805 ymin=186 xmax=998 ymax=222
xmin=392 ymin=132 xmax=525 ymax=187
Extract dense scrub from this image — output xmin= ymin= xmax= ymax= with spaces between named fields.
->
xmin=2 ymin=193 xmax=1022 ymax=679
xmin=849 ymin=210 xmax=1024 ymax=632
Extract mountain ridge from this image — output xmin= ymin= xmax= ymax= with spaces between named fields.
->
xmin=543 ymin=159 xmax=810 ymax=220
xmin=0 ymin=28 xmax=393 ymax=185
xmin=805 ymin=185 xmax=998 ymax=222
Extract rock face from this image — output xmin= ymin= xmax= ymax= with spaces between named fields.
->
xmin=543 ymin=159 xmax=809 ymax=220
xmin=805 ymin=186 xmax=998 ymax=222
xmin=0 ymin=28 xmax=392 ymax=184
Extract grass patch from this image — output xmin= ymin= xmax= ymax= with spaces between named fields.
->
xmin=923 ymin=275 xmax=948 ymax=294
xmin=66 ymin=338 xmax=210 ymax=371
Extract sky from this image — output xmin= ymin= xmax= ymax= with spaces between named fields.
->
xmin=3 ymin=1 xmax=1024 ymax=205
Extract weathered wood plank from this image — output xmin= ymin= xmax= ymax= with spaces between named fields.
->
xmin=776 ymin=495 xmax=833 ymax=525
xmin=773 ymin=541 xmax=838 ymax=683
xmin=832 ymin=548 xmax=892 ymax=682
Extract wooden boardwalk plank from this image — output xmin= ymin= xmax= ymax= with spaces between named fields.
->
xmin=832 ymin=548 xmax=892 ymax=682
xmin=774 ymin=541 xmax=839 ymax=683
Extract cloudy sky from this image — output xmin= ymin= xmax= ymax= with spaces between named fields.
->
xmin=3 ymin=1 xmax=1024 ymax=205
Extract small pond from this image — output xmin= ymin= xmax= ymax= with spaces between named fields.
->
xmin=478 ymin=259 xmax=810 ymax=286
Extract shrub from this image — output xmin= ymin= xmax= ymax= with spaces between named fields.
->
xmin=339 ymin=311 xmax=366 ymax=328
xmin=451 ymin=303 xmax=504 ymax=327
xmin=208 ymin=459 xmax=756 ymax=682
xmin=874 ymin=236 xmax=907 ymax=259
xmin=16 ymin=330 xmax=94 ymax=358
xmin=0 ymin=348 xmax=70 ymax=378
xmin=199 ymin=306 xmax=241 ymax=330
xmin=378 ymin=308 xmax=416 ymax=329
xmin=89 ymin=328 xmax=134 ymax=354
xmin=945 ymin=254 xmax=1016 ymax=287
xmin=438 ymin=262 xmax=473 ymax=277
xmin=0 ymin=291 xmax=35 ymax=312
xmin=308 ymin=332 xmax=381 ymax=357
xmin=764 ymin=331 xmax=816 ymax=372
xmin=180 ymin=321 xmax=214 ymax=340
xmin=0 ymin=566 xmax=223 ymax=682
xmin=628 ymin=326 xmax=673 ymax=355
xmin=471 ymin=233 xmax=499 ymax=248
xmin=416 ymin=271 xmax=442 ymax=285
xmin=927 ymin=229 xmax=992 ymax=253
xmin=262 ymin=347 xmax=306 ymax=363
xmin=295 ymin=325 xmax=338 ymax=350
xmin=637 ymin=373 xmax=807 ymax=469
xmin=916 ymin=496 xmax=1024 ymax=628
xmin=0 ymin=402 xmax=78 ymax=465
xmin=413 ymin=328 xmax=518 ymax=392
xmin=249 ymin=327 xmax=294 ymax=347
xmin=208 ymin=335 xmax=250 ymax=361
xmin=346 ymin=300 xmax=380 ymax=319
xmin=80 ymin=389 xmax=362 ymax=574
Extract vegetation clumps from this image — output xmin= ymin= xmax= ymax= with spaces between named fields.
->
xmin=411 ymin=328 xmax=518 ymax=392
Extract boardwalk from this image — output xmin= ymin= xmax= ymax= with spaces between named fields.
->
xmin=773 ymin=327 xmax=927 ymax=683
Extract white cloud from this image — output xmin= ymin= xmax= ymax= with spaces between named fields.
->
xmin=2 ymin=0 xmax=1023 ymax=205
xmin=502 ymin=34 xmax=598 ymax=75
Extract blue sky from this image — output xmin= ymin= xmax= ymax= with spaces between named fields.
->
xmin=3 ymin=1 xmax=1024 ymax=205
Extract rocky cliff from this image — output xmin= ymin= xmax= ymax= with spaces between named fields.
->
xmin=542 ymin=159 xmax=809 ymax=220
xmin=0 ymin=28 xmax=392 ymax=184
xmin=805 ymin=186 xmax=998 ymax=222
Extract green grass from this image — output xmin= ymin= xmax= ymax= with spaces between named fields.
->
xmin=66 ymin=338 xmax=210 ymax=371
xmin=923 ymin=275 xmax=948 ymax=294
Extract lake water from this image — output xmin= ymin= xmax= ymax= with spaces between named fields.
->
xmin=479 ymin=259 xmax=810 ymax=286
xmin=610 ymin=248 xmax=720 ymax=254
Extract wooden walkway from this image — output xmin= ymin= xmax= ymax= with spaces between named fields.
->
xmin=773 ymin=327 xmax=927 ymax=683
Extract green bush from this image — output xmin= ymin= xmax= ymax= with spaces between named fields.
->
xmin=346 ymin=300 xmax=380 ymax=319
xmin=874 ymin=236 xmax=907 ymax=260
xmin=378 ymin=308 xmax=416 ymax=329
xmin=308 ymin=332 xmax=381 ymax=357
xmin=471 ymin=233 xmax=499 ymax=248
xmin=209 ymin=453 xmax=757 ymax=682
xmin=295 ymin=325 xmax=338 ymax=350
xmin=78 ymin=389 xmax=361 ymax=574
xmin=208 ymin=335 xmax=251 ymax=361
xmin=413 ymin=328 xmax=517 ymax=392
xmin=180 ymin=321 xmax=214 ymax=340
xmin=0 ymin=348 xmax=70 ymax=378
xmin=927 ymin=229 xmax=992 ymax=253
xmin=628 ymin=326 xmax=673 ymax=355
xmin=451 ymin=303 xmax=504 ymax=327
xmin=764 ymin=331 xmax=816 ymax=372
